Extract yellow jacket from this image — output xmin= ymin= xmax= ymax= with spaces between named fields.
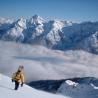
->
xmin=12 ymin=71 xmax=25 ymax=83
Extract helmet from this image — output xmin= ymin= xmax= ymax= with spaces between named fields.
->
xmin=18 ymin=65 xmax=24 ymax=71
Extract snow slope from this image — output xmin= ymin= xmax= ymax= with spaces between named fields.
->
xmin=0 ymin=74 xmax=69 ymax=98
xmin=0 ymin=41 xmax=98 ymax=83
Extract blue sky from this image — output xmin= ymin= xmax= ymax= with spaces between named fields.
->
xmin=0 ymin=0 xmax=98 ymax=21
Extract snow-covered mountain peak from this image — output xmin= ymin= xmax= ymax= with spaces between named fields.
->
xmin=52 ymin=20 xmax=65 ymax=30
xmin=29 ymin=15 xmax=45 ymax=26
xmin=15 ymin=18 xmax=27 ymax=29
xmin=1 ymin=18 xmax=26 ymax=41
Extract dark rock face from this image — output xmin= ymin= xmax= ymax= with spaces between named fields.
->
xmin=28 ymin=77 xmax=98 ymax=93
xmin=28 ymin=79 xmax=65 ymax=93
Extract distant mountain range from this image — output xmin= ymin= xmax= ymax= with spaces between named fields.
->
xmin=0 ymin=15 xmax=98 ymax=54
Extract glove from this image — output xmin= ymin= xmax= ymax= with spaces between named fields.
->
xmin=12 ymin=79 xmax=14 ymax=82
xmin=21 ymin=82 xmax=24 ymax=87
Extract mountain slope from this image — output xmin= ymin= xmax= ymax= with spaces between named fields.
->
xmin=0 ymin=74 xmax=68 ymax=98
xmin=28 ymin=77 xmax=98 ymax=96
xmin=57 ymin=77 xmax=98 ymax=98
xmin=0 ymin=16 xmax=98 ymax=54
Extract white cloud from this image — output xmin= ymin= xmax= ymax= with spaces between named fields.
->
xmin=0 ymin=41 xmax=98 ymax=83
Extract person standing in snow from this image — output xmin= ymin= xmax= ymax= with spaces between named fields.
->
xmin=12 ymin=65 xmax=25 ymax=90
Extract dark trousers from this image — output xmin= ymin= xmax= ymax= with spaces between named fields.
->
xmin=15 ymin=81 xmax=19 ymax=90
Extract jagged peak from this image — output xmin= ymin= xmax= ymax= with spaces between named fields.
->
xmin=29 ymin=14 xmax=45 ymax=25
xmin=32 ymin=14 xmax=42 ymax=19
xmin=48 ymin=20 xmax=73 ymax=29
xmin=15 ymin=17 xmax=26 ymax=29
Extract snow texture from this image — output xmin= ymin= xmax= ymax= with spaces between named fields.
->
xmin=57 ymin=79 xmax=98 ymax=98
xmin=0 ymin=74 xmax=69 ymax=98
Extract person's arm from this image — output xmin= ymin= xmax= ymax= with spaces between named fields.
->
xmin=21 ymin=73 xmax=25 ymax=86
xmin=11 ymin=73 xmax=16 ymax=82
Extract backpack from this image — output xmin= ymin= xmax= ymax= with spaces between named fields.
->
xmin=14 ymin=72 xmax=21 ymax=81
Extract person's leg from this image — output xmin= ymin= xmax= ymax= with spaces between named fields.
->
xmin=15 ymin=81 xmax=19 ymax=90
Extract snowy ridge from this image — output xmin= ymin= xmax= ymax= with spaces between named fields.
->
xmin=57 ymin=77 xmax=98 ymax=98
xmin=91 ymin=83 xmax=98 ymax=89
xmin=0 ymin=15 xmax=98 ymax=54
xmin=0 ymin=74 xmax=69 ymax=98
xmin=65 ymin=80 xmax=78 ymax=86
xmin=28 ymin=77 xmax=98 ymax=95
xmin=29 ymin=15 xmax=45 ymax=25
